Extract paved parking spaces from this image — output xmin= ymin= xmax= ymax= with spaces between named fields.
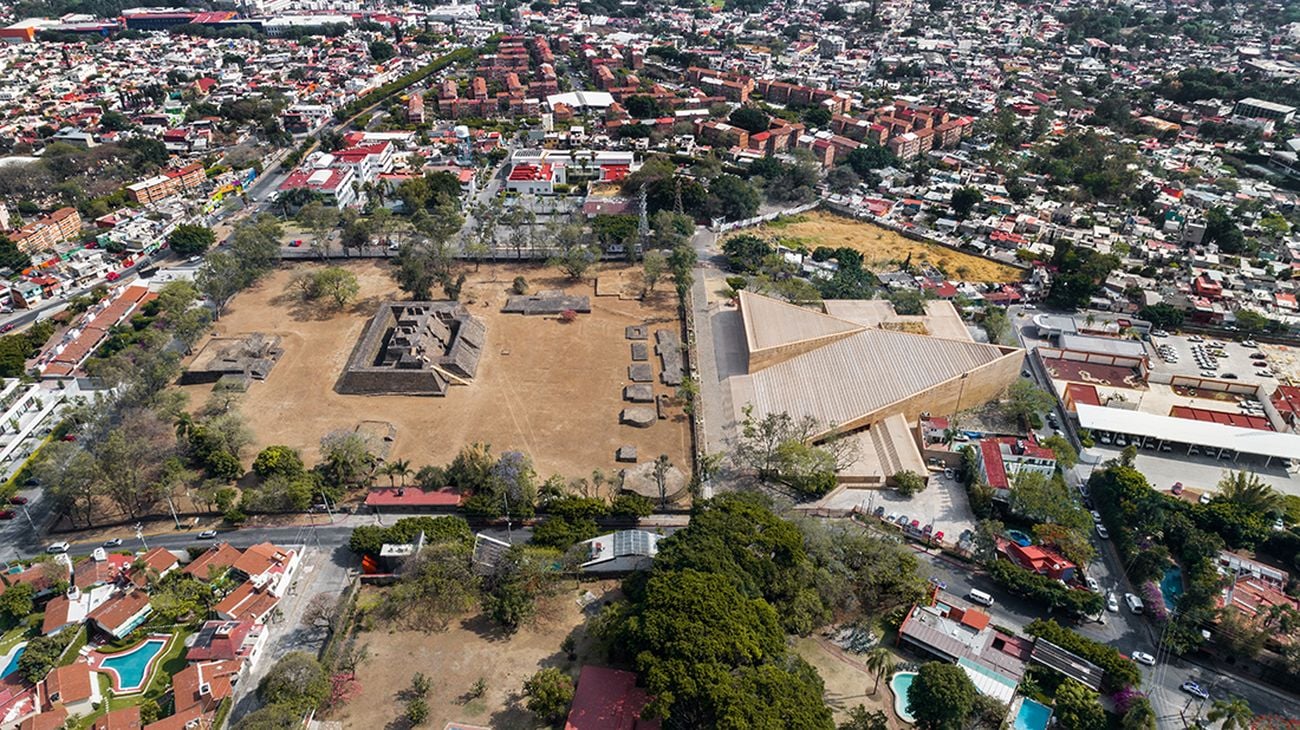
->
xmin=1148 ymin=334 xmax=1279 ymax=386
xmin=832 ymin=473 xmax=978 ymax=543
xmin=1084 ymin=445 xmax=1300 ymax=498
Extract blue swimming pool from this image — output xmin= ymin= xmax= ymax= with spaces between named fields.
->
xmin=1007 ymin=529 xmax=1032 ymax=547
xmin=890 ymin=672 xmax=918 ymax=724
xmin=1013 ymin=698 xmax=1053 ymax=730
xmin=1160 ymin=566 xmax=1183 ymax=611
xmin=98 ymin=637 xmax=167 ymax=693
xmin=1 ymin=644 xmax=25 ymax=678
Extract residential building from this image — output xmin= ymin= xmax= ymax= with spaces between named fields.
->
xmin=976 ymin=437 xmax=1056 ymax=500
xmin=9 ymin=208 xmax=81 ymax=255
xmin=88 ymin=590 xmax=152 ymax=639
xmin=126 ymin=162 xmax=206 ymax=205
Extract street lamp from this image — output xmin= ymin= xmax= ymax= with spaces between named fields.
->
xmin=134 ymin=522 xmax=147 ymax=550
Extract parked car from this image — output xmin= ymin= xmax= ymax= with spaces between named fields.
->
xmin=1090 ymin=510 xmax=1102 ymax=523
xmin=1095 ymin=524 xmax=1110 ymax=540
xmin=1125 ymin=593 xmax=1144 ymax=614
xmin=1132 ymin=651 xmax=1157 ymax=666
xmin=46 ymin=541 xmax=70 ymax=554
xmin=197 ymin=529 xmax=219 ymax=539
xmin=0 ymin=510 xmax=14 ymax=520
xmin=1180 ymin=681 xmax=1209 ymax=700
xmin=1085 ymin=576 xmax=1100 ymax=592
xmin=102 ymin=538 xmax=123 ymax=547
xmin=1106 ymin=593 xmax=1119 ymax=612
xmin=8 ymin=496 xmax=27 ymax=505
xmin=1172 ymin=482 xmax=1184 ymax=495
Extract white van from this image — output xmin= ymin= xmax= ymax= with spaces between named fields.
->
xmin=1124 ymin=593 xmax=1144 ymax=614
xmin=968 ymin=589 xmax=995 ymax=607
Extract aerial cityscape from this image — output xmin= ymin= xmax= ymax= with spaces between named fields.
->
xmin=0 ymin=0 xmax=1297 ymax=728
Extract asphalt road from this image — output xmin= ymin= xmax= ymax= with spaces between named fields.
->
xmin=1004 ymin=305 xmax=1300 ymax=725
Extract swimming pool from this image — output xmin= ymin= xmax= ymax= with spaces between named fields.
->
xmin=890 ymin=671 xmax=918 ymax=724
xmin=1007 ymin=529 xmax=1032 ymax=547
xmin=1 ymin=643 xmax=25 ymax=678
xmin=96 ymin=637 xmax=168 ymax=693
xmin=1160 ymin=566 xmax=1183 ymax=611
xmin=1013 ymin=698 xmax=1053 ymax=730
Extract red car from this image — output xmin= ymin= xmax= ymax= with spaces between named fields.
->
xmin=8 ymin=496 xmax=27 ymax=505
xmin=0 ymin=510 xmax=14 ymax=520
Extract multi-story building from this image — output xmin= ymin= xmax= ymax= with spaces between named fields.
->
xmin=125 ymin=162 xmax=206 ymax=205
xmin=9 ymin=207 xmax=81 ymax=255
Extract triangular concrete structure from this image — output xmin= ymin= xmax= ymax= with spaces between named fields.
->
xmin=738 ymin=290 xmax=866 ymax=372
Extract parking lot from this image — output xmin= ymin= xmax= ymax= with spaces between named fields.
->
xmin=843 ymin=472 xmax=978 ymax=546
xmin=1147 ymin=333 xmax=1282 ymax=385
xmin=1083 ymin=444 xmax=1300 ymax=498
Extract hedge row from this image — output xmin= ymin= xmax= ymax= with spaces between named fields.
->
xmin=335 ymin=47 xmax=474 ymax=120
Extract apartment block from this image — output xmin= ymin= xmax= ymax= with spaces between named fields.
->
xmin=10 ymin=207 xmax=81 ymax=255
xmin=126 ymin=162 xmax=206 ymax=205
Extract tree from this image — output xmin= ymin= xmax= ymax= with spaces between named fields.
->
xmin=368 ymin=40 xmax=396 ymax=61
xmin=1009 ymin=470 xmax=1089 ymax=530
xmin=550 ymin=245 xmax=596 ymax=280
xmin=253 ymin=445 xmax=305 ymax=479
xmin=167 ymin=224 xmax=216 ymax=257
xmin=197 ymin=251 xmax=250 ymax=319
xmin=1234 ymin=309 xmax=1273 ymax=335
xmin=864 ymin=646 xmax=895 ymax=695
xmin=1121 ymin=698 xmax=1157 ymax=730
xmin=1204 ymin=206 xmax=1246 ymax=254
xmin=18 ymin=636 xmax=64 ymax=684
xmin=297 ymin=201 xmax=339 ymax=260
xmin=907 ymin=662 xmax=976 ymax=730
xmin=310 ymin=266 xmax=360 ymax=309
xmin=950 ymin=186 xmax=983 ymax=219
xmin=893 ymin=470 xmax=926 ymax=497
xmin=728 ymin=106 xmax=770 ymax=134
xmin=642 ymin=249 xmax=667 ymax=294
xmin=1003 ymin=380 xmax=1054 ymax=427
xmin=826 ymin=166 xmax=861 ymax=193
xmin=379 ymin=542 xmax=478 ymax=631
xmin=708 ymin=174 xmax=761 ymax=222
xmin=0 ymin=235 xmax=32 ymax=273
xmin=232 ymin=704 xmax=304 ymax=730
xmin=1054 ymin=679 xmax=1107 ymax=730
xmin=319 ymin=430 xmax=376 ymax=487
xmin=1206 ymin=697 xmax=1254 ymax=730
xmin=257 ymin=652 xmax=329 ymax=714
xmin=845 ymin=144 xmax=896 ymax=177
xmin=722 ymin=234 xmax=774 ymax=273
xmin=1138 ymin=303 xmax=1184 ymax=329
xmin=0 ymin=582 xmax=34 ymax=624
xmin=522 ymin=668 xmax=574 ymax=723
xmin=405 ymin=697 xmax=429 ymax=726
xmin=1041 ymin=434 xmax=1078 ymax=469
xmin=1218 ymin=470 xmax=1281 ymax=514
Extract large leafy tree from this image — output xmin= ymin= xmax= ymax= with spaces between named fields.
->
xmin=1053 ymin=679 xmax=1107 ymax=730
xmin=166 ymin=224 xmax=216 ymax=257
xmin=257 ymin=652 xmax=329 ymax=714
xmin=907 ymin=662 xmax=976 ymax=730
xmin=622 ymin=569 xmax=785 ymax=724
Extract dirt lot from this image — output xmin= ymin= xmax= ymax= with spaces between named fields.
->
xmin=732 ymin=210 xmax=1024 ymax=283
xmin=179 ymin=261 xmax=690 ymax=481
xmin=793 ymin=637 xmax=907 ymax=727
xmin=335 ymin=581 xmax=619 ymax=729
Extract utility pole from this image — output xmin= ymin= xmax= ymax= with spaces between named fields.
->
xmin=134 ymin=522 xmax=147 ymax=551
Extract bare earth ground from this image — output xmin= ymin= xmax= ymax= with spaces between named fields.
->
xmin=335 ymin=581 xmax=620 ymax=730
xmin=731 ymin=210 xmax=1024 ymax=283
xmin=793 ymin=637 xmax=907 ymax=728
xmin=179 ymin=261 xmax=690 ymax=482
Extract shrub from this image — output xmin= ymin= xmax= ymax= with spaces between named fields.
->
xmin=511 ymin=276 xmax=528 ymax=295
xmin=522 ymin=668 xmax=574 ymax=723
xmin=610 ymin=493 xmax=655 ymax=518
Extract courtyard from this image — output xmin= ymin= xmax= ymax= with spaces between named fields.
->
xmin=179 ymin=261 xmax=691 ymax=481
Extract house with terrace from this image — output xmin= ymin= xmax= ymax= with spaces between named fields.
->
xmin=87 ymin=590 xmax=152 ymax=641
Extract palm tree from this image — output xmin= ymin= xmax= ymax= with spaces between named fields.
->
xmin=864 ymin=646 xmax=896 ymax=695
xmin=173 ymin=412 xmax=194 ymax=442
xmin=1218 ymin=470 xmax=1282 ymax=514
xmin=390 ymin=459 xmax=412 ymax=488
xmin=1207 ymin=697 xmax=1254 ymax=730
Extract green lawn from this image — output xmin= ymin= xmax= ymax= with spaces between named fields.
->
xmin=73 ymin=629 xmax=194 ymax=730
xmin=0 ymin=622 xmax=33 ymax=655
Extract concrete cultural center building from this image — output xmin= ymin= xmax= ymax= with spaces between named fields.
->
xmin=730 ymin=291 xmax=1023 ymax=486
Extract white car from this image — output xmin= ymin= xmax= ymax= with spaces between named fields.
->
xmin=197 ymin=529 xmax=219 ymax=539
xmin=46 ymin=541 xmax=70 ymax=554
xmin=1090 ymin=510 xmax=1103 ymax=523
xmin=1086 ymin=576 xmax=1100 ymax=592
xmin=1106 ymin=593 xmax=1120 ymax=612
xmin=1132 ymin=651 xmax=1157 ymax=666
xmin=1095 ymin=524 xmax=1110 ymax=540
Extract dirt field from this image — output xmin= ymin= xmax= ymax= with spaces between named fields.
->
xmin=793 ymin=637 xmax=907 ymax=728
xmin=335 ymin=581 xmax=619 ymax=729
xmin=732 ymin=210 xmax=1024 ymax=283
xmin=179 ymin=260 xmax=690 ymax=482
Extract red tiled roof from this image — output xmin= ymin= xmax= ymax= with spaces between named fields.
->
xmin=565 ymin=665 xmax=659 ymax=730
xmin=364 ymin=487 xmax=463 ymax=507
